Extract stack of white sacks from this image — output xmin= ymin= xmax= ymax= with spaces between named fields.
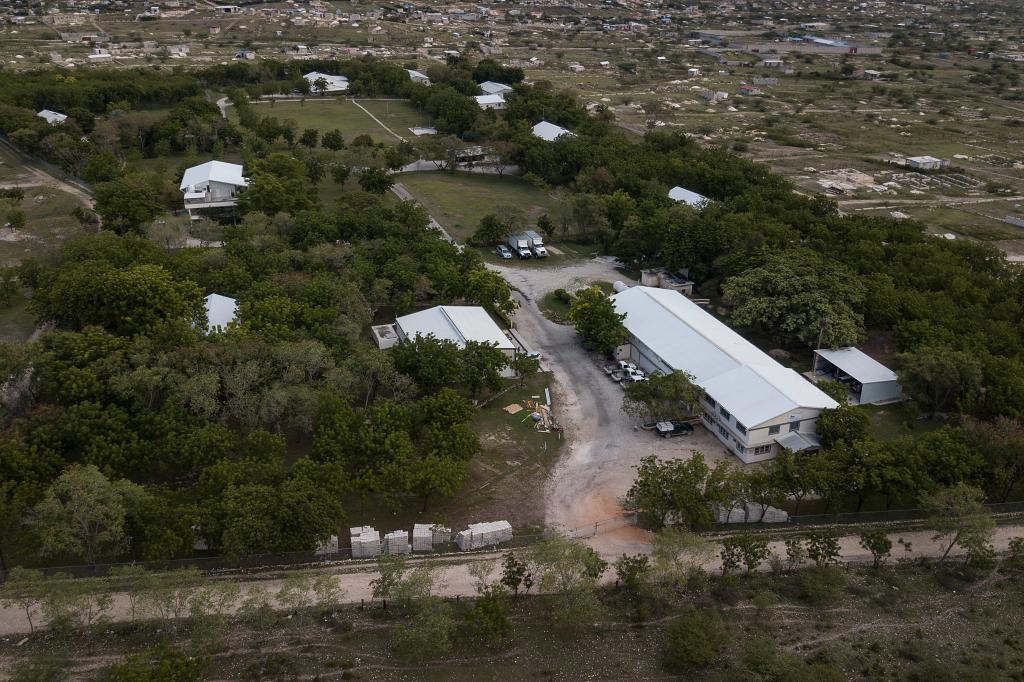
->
xmin=455 ymin=520 xmax=513 ymax=550
xmin=384 ymin=530 xmax=411 ymax=555
xmin=350 ymin=526 xmax=381 ymax=559
xmin=431 ymin=524 xmax=452 ymax=546
xmin=412 ymin=524 xmax=433 ymax=552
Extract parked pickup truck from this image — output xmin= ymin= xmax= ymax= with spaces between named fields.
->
xmin=507 ymin=234 xmax=532 ymax=259
xmin=656 ymin=421 xmax=695 ymax=438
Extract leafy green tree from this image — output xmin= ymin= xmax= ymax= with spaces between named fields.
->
xmin=322 ymin=129 xmax=345 ymax=155
xmin=31 ymin=464 xmax=145 ymax=564
xmin=393 ymin=596 xmax=457 ymax=661
xmin=312 ymin=76 xmax=329 ymax=96
xmin=897 ymin=345 xmax=983 ymax=417
xmin=462 ymin=269 xmax=516 ymax=317
xmin=236 ymin=153 xmax=316 ymax=216
xmin=805 ymin=530 xmax=841 ymax=567
xmin=94 ymin=177 xmax=162 ymax=235
xmin=101 ymin=641 xmax=202 ymax=681
xmin=391 ymin=335 xmax=465 ymax=395
xmin=460 ymin=341 xmax=509 ymax=398
xmin=499 ymin=552 xmax=533 ymax=598
xmin=816 ymin=379 xmax=849 ymax=404
xmin=816 ymin=405 xmax=869 ymax=447
xmin=33 ymin=263 xmax=204 ymax=339
xmin=566 ymin=285 xmax=628 ymax=355
xmin=0 ymin=480 xmax=36 ymax=571
xmin=330 ymin=162 xmax=351 ymax=185
xmin=357 ymin=167 xmax=394 ymax=195
xmin=661 ymin=606 xmax=729 ymax=673
xmin=623 ymin=454 xmax=713 ymax=530
xmin=858 ymin=530 xmax=892 ymax=569
xmin=370 ymin=554 xmax=406 ymax=604
xmin=622 ymin=370 xmax=703 ymax=421
xmin=922 ymin=483 xmax=995 ymax=566
xmin=0 ymin=567 xmax=44 ymax=633
xmin=965 ymin=417 xmax=1024 ymax=502
xmin=470 ymin=213 xmax=508 ymax=246
xmin=465 ymin=583 xmax=511 ymax=647
xmin=722 ymin=248 xmax=866 ymax=347
xmin=298 ymin=128 xmax=319 ymax=149
xmin=529 ymin=536 xmax=607 ymax=628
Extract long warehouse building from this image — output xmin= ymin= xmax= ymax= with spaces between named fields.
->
xmin=611 ymin=286 xmax=838 ymax=463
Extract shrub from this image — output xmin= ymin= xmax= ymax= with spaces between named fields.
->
xmin=661 ymin=606 xmax=729 ymax=673
xmin=798 ymin=566 xmax=846 ymax=605
xmin=553 ymin=288 xmax=572 ymax=304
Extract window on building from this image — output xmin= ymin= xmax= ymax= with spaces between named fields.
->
xmin=704 ymin=395 xmax=716 ymax=409
xmin=753 ymin=444 xmax=772 ymax=456
xmin=735 ymin=421 xmax=746 ymax=435
xmin=719 ymin=406 xmax=731 ymax=421
xmin=768 ymin=425 xmax=780 ymax=435
xmin=789 ymin=421 xmax=800 ymax=432
xmin=718 ymin=424 xmax=729 ymax=438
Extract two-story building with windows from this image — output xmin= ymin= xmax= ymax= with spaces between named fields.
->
xmin=611 ymin=285 xmax=838 ymax=463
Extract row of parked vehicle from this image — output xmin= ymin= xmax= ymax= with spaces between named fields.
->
xmin=603 ymin=360 xmax=649 ymax=384
xmin=495 ymin=230 xmax=548 ymax=259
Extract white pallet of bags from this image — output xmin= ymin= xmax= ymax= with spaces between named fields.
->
xmin=493 ymin=521 xmax=513 ymax=543
xmin=384 ymin=530 xmax=410 ymax=555
xmin=455 ymin=529 xmax=472 ymax=551
xmin=351 ymin=528 xmax=380 ymax=559
xmin=412 ymin=524 xmax=433 ymax=551
xmin=431 ymin=525 xmax=452 ymax=545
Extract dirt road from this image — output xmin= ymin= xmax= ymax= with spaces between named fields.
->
xmin=489 ymin=260 xmax=735 ymax=557
xmin=1 ymin=525 xmax=1022 ymax=637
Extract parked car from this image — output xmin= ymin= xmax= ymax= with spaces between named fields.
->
xmin=495 ymin=244 xmax=512 ymax=259
xmin=656 ymin=420 xmax=694 ymax=438
xmin=618 ymin=361 xmax=639 ymax=372
xmin=623 ymin=369 xmax=647 ymax=383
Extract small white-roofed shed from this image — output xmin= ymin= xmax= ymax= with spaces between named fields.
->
xmin=812 ymin=347 xmax=902 ymax=405
xmin=204 ymin=293 xmax=238 ymax=334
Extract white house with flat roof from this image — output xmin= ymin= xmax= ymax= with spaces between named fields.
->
xmin=531 ymin=120 xmax=575 ymax=142
xmin=179 ymin=160 xmax=248 ymax=217
xmin=668 ymin=185 xmax=710 ymax=209
xmin=37 ymin=109 xmax=67 ymax=125
xmin=612 ymin=286 xmax=838 ymax=463
xmin=479 ymin=80 xmax=513 ymax=96
xmin=474 ymin=94 xmax=505 ymax=110
xmin=812 ymin=347 xmax=901 ymax=405
xmin=304 ymin=71 xmax=349 ymax=92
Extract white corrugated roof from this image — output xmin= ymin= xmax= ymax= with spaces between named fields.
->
xmin=179 ymin=161 xmax=248 ymax=191
xmin=479 ymin=80 xmax=513 ymax=95
xmin=304 ymin=71 xmax=349 ymax=91
xmin=205 ymin=293 xmax=237 ymax=334
xmin=475 ymin=94 xmax=505 ymax=107
xmin=531 ymin=120 xmax=575 ymax=142
xmin=396 ymin=305 xmax=514 ymax=351
xmin=37 ymin=109 xmax=67 ymax=124
xmin=814 ymin=347 xmax=897 ymax=384
xmin=668 ymin=185 xmax=709 ymax=207
xmin=612 ymin=286 xmax=837 ymax=427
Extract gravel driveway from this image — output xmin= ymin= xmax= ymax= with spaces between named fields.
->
xmin=490 ymin=259 xmax=736 ymax=555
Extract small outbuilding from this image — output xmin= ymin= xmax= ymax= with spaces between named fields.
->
xmin=668 ymin=186 xmax=709 ymax=209
xmin=531 ymin=120 xmax=575 ymax=142
xmin=37 ymin=109 xmax=68 ymax=125
xmin=204 ymin=293 xmax=238 ymax=334
xmin=812 ymin=347 xmax=901 ymax=405
xmin=474 ymin=94 xmax=505 ymax=110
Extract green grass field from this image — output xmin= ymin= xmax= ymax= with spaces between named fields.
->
xmin=231 ymin=98 xmax=430 ymax=143
xmin=395 ymin=172 xmax=568 ymax=242
xmin=0 ymin=187 xmax=90 ymax=268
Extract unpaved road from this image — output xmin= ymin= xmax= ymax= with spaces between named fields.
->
xmin=489 ymin=259 xmax=736 ymax=557
xmin=1 ymin=525 xmax=1022 ymax=637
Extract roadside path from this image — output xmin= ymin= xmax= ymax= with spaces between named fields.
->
xmin=350 ymin=99 xmax=406 ymax=142
xmin=1 ymin=525 xmax=1021 ymax=636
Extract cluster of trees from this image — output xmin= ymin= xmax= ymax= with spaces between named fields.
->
xmin=623 ymin=403 xmax=1024 ymax=530
xmin=0 ymin=143 xmax=517 ymax=567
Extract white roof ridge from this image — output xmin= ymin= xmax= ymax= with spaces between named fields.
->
xmin=637 ymin=286 xmax=751 ymax=367
xmin=438 ymin=305 xmax=468 ymax=346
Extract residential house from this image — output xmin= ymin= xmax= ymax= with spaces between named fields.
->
xmin=531 ymin=120 xmax=575 ymax=142
xmin=474 ymin=94 xmax=505 ymax=110
xmin=179 ymin=160 xmax=248 ymax=218
xmin=479 ymin=80 xmax=513 ymax=96
xmin=668 ymin=186 xmax=709 ymax=209
xmin=304 ymin=71 xmax=348 ymax=92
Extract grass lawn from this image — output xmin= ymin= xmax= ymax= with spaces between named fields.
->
xmin=0 ymin=143 xmax=26 ymax=183
xmin=395 ymin=171 xmax=568 ymax=243
xmin=0 ymin=187 xmax=89 ymax=268
xmin=231 ymin=98 xmax=429 ymax=144
xmin=0 ymin=289 xmax=37 ymax=342
xmin=862 ymin=402 xmax=942 ymax=442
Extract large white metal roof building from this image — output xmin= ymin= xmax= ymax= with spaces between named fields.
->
xmin=395 ymin=306 xmax=514 ymax=352
xmin=612 ymin=286 xmax=838 ymax=461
